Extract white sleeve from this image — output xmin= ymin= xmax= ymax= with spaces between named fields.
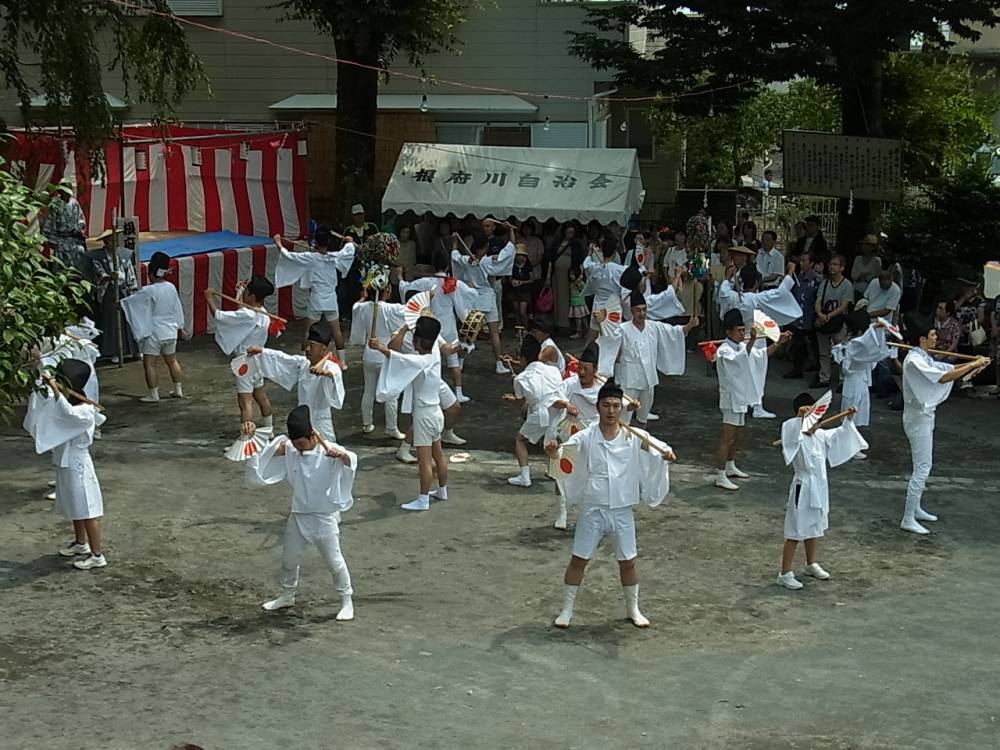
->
xmin=904 ymin=353 xmax=954 ymax=409
xmin=350 ymin=301 xmax=374 ymax=346
xmin=275 ymin=248 xmax=314 ymax=289
xmin=652 ymin=321 xmax=687 ymax=376
xmin=165 ymin=284 xmax=186 ymax=333
xmin=254 ymin=348 xmax=305 ymax=391
xmin=745 ymin=277 xmax=802 ymax=325
xmin=644 ymin=286 xmax=685 ymax=320
xmin=318 ymin=361 xmax=346 ymax=409
xmin=633 ymin=429 xmax=671 ymax=507
xmin=213 ymin=309 xmax=261 ymax=355
xmin=820 ymin=420 xmax=869 ymax=468
xmin=330 ymin=243 xmax=357 ymax=275
xmin=119 ymin=287 xmax=155 ymax=342
xmin=245 ymin=436 xmax=290 ymax=487
xmin=33 ymin=395 xmax=98 ymax=455
xmin=376 ymin=350 xmax=426 ymax=402
xmin=481 ymin=241 xmax=516 ymax=277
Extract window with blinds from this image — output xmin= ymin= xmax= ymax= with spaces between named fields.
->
xmin=166 ymin=0 xmax=223 ymax=16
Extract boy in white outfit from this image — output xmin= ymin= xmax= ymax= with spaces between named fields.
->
xmin=545 ymin=381 xmax=673 ymax=629
xmin=552 ymin=344 xmax=601 ymax=529
xmin=831 ymin=310 xmax=890 ymax=459
xmin=777 ymin=393 xmax=866 ymax=590
xmin=247 ymin=405 xmax=357 ymax=620
xmin=120 ymin=251 xmax=185 ymax=402
xmin=899 ymin=321 xmax=991 ymax=534
xmin=350 ymin=286 xmax=406 ymax=438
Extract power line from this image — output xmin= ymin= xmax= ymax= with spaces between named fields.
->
xmin=107 ymin=0 xmax=749 ymax=106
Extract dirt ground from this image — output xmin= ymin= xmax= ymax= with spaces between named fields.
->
xmin=2 ymin=330 xmax=999 ymax=750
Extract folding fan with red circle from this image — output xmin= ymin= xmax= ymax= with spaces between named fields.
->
xmin=753 ymin=310 xmax=780 ymax=342
xmin=598 ymin=297 xmax=623 ymax=337
xmin=802 ymin=390 xmax=833 ymax=433
xmin=404 ymin=290 xmax=435 ymax=330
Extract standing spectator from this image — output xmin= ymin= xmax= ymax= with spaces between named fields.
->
xmin=542 ymin=223 xmax=585 ymax=332
xmin=344 ymin=203 xmax=379 ymax=242
xmin=736 ymin=212 xmax=759 ymax=250
xmin=711 ymin=221 xmax=732 ymax=257
xmin=756 ymin=230 xmax=784 ymax=290
xmin=432 ymin=219 xmax=454 ymax=260
xmin=784 ymin=252 xmax=822 ymax=380
xmin=812 ymin=254 xmax=853 ymax=388
xmin=761 ymin=169 xmax=774 ymax=193
xmin=42 ymin=187 xmax=88 ymax=275
xmin=954 ymin=278 xmax=985 ymax=346
xmin=861 ymin=269 xmax=902 ymax=321
xmin=659 ymin=230 xmax=689 ymax=283
xmin=88 ymin=229 xmax=139 ymax=363
xmin=850 ymin=235 xmax=883 ymax=298
xmin=794 ymin=215 xmax=829 ymax=264
xmin=509 ymin=246 xmax=534 ymax=330
xmin=567 ymin=266 xmax=589 ymax=339
xmin=934 ymin=300 xmax=962 ymax=359
xmin=521 ymin=220 xmax=546 ymax=286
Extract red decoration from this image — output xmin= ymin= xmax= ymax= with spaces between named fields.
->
xmin=569 ymin=425 xmax=580 ymax=435
xmin=698 ymin=341 xmax=718 ymax=363
xmin=442 ymin=277 xmax=457 ymax=294
xmin=559 ymin=457 xmax=574 ymax=474
xmin=237 ymin=363 xmax=249 ymax=376
xmin=268 ymin=318 xmax=286 ymax=337
xmin=608 ymin=311 xmax=622 ymax=323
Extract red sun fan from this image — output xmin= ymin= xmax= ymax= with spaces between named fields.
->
xmin=268 ymin=318 xmax=286 ymax=337
xmin=698 ymin=341 xmax=718 ymax=362
xmin=559 ymin=457 xmax=574 ymax=474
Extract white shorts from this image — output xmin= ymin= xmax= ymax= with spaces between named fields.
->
xmin=439 ymin=382 xmax=457 ymax=411
xmin=140 ymin=337 xmax=177 ymax=356
xmin=234 ymin=362 xmax=265 ymax=394
xmin=444 ymin=350 xmax=460 ymax=370
xmin=306 ymin=307 xmax=340 ymax=322
xmin=412 ymin=406 xmax=444 ymax=447
xmin=571 ymin=506 xmax=637 ymax=561
xmin=518 ymin=419 xmax=558 ymax=445
xmin=721 ymin=409 xmax=746 ymax=426
xmin=473 ymin=289 xmax=500 ymax=324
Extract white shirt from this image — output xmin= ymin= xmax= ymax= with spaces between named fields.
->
xmin=275 ymin=243 xmax=356 ymax=311
xmin=756 ymin=247 xmax=785 ymax=282
xmin=902 ymin=347 xmax=954 ymax=419
xmin=246 ymin=437 xmax=357 ymax=516
xmin=514 ymin=360 xmax=566 ymax=429
xmin=715 ymin=338 xmax=756 ymax=412
xmin=253 ymin=348 xmax=345 ymax=428
xmin=862 ymin=278 xmax=902 ymax=315
xmin=450 ymin=243 xmax=515 ymax=290
xmin=213 ymin=307 xmax=270 ymax=356
xmin=563 ymin=376 xmax=600 ymax=424
xmin=120 ymin=280 xmax=185 ymax=341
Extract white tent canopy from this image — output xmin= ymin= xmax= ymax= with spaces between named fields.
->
xmin=382 ymin=143 xmax=644 ymax=225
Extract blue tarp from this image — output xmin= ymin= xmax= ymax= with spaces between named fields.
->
xmin=139 ymin=231 xmax=274 ymax=261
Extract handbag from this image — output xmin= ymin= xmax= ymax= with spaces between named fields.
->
xmin=534 ymin=286 xmax=554 ymax=314
xmin=969 ymin=319 xmax=987 ymax=346
xmin=817 ymin=280 xmax=846 ymax=334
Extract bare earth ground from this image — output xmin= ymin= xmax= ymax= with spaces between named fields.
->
xmin=2 ymin=331 xmax=999 ymax=750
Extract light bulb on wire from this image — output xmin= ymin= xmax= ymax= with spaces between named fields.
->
xmin=543 ymin=116 xmax=551 ymax=132
xmin=619 ymin=121 xmax=627 ymax=133
xmin=420 ymin=94 xmax=429 ymax=113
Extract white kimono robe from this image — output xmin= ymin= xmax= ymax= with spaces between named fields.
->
xmin=254 ymin=348 xmax=345 ymax=440
xmin=901 ymin=348 xmax=954 ymax=515
xmin=780 ymin=417 xmax=868 ymax=540
xmin=555 ymin=422 xmax=671 ymax=509
xmin=246 ymin=437 xmax=356 ymax=597
xmin=832 ymin=325 xmax=890 ymax=426
xmin=643 ymin=286 xmax=686 ymax=322
xmin=40 ymin=330 xmax=101 ymax=403
xmin=563 ymin=375 xmax=601 ymax=426
xmin=539 ymin=336 xmax=566 ymax=373
xmin=451 ymin=243 xmax=515 ymax=320
xmin=582 ymin=256 xmax=629 ymax=309
xmin=398 ymin=274 xmax=478 ymax=344
xmin=514 ymin=360 xmax=567 ymax=444
xmin=120 ymin=281 xmax=185 ymax=345
xmin=350 ymin=300 xmax=407 ymax=368
xmin=715 ymin=338 xmax=756 ymax=415
xmin=213 ymin=307 xmax=270 ymax=356
xmin=32 ymin=394 xmax=106 ymax=521
xmin=275 ymin=243 xmax=356 ymax=314
xmin=376 ymin=348 xmax=442 ymax=415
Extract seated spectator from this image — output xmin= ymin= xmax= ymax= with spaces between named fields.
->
xmin=934 ymin=300 xmax=962 ymax=359
xmin=861 ymin=269 xmax=901 ymax=321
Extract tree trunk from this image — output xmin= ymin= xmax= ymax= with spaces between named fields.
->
xmin=333 ymin=38 xmax=380 ymax=227
xmin=836 ymin=57 xmax=884 ymax=255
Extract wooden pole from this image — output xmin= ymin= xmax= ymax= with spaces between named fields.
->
xmin=771 ymin=408 xmax=855 ymax=446
xmin=888 ymin=342 xmax=984 ymax=362
xmin=212 ymin=290 xmax=287 ymax=323
xmin=370 ymin=297 xmax=380 ymax=339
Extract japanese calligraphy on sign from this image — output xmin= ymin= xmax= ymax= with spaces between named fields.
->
xmin=116 ymin=216 xmax=140 ymax=281
xmin=411 ymin=168 xmax=616 ymax=192
xmin=782 ymin=131 xmax=903 ymax=201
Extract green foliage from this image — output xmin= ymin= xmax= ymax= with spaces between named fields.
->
xmin=0 ymin=159 xmax=90 ymax=422
xmin=652 ymin=80 xmax=839 ymax=187
xmin=884 ymin=52 xmax=1000 ymax=182
xmin=885 ymin=164 xmax=1000 ymax=292
xmin=0 ymin=1 xmax=206 ymax=149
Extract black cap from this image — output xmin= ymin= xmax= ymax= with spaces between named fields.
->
xmin=307 ymin=321 xmax=333 ymax=345
xmin=520 ymin=334 xmax=542 ymax=363
xmin=629 ymin=287 xmax=646 ymax=309
xmin=597 ymin=379 xmax=624 ymax=403
xmin=149 ymin=251 xmax=171 ymax=279
xmin=845 ymin=308 xmax=871 ymax=336
xmin=414 ymin=316 xmax=441 ymax=345
xmin=793 ymin=392 xmax=816 ymax=413
xmin=580 ymin=344 xmax=599 ymax=366
xmin=287 ymin=405 xmax=313 ymax=440
xmin=619 ymin=262 xmax=642 ymax=291
xmin=55 ymin=358 xmax=91 ymax=405
xmin=247 ymin=274 xmax=275 ymax=302
xmin=723 ymin=308 xmax=745 ymax=331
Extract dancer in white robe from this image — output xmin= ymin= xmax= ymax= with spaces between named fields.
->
xmin=246 ymin=405 xmax=356 ymax=620
xmin=451 ymin=225 xmax=516 ymax=373
xmin=350 ymin=288 xmax=406 ymax=437
xmin=120 ymin=251 xmax=185 ymax=403
xmin=274 ymin=229 xmax=355 ymax=362
xmin=545 ymin=381 xmax=674 ymax=628
xmin=898 ymin=321 xmax=991 ymax=534
xmin=30 ymin=359 xmax=108 ymax=570
xmin=372 ymin=317 xmax=450 ymax=511
xmin=247 ymin=321 xmax=345 ymax=441
xmin=777 ymin=393 xmax=867 ymax=590
xmin=525 ymin=319 xmax=566 ymax=373
xmin=552 ymin=344 xmax=602 ymax=529
xmin=205 ymin=275 xmax=275 ymax=438
xmin=718 ymin=263 xmax=801 ymax=418
xmin=504 ymin=336 xmax=570 ymax=488
xmin=398 ymin=250 xmax=479 ymax=401
xmin=582 ymin=238 xmax=630 ymax=345
xmin=832 ymin=310 xmax=891 ymax=458
xmin=596 ymin=288 xmax=698 ymax=426
xmin=713 ymin=309 xmax=789 ymax=490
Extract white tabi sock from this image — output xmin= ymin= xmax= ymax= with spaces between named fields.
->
xmin=623 ymin=584 xmax=650 ymax=627
xmin=507 ymin=465 xmax=531 ymax=487
xmin=455 ymin=386 xmax=465 ymax=398
xmin=401 ymin=494 xmax=430 ymax=511
xmin=725 ymin=460 xmax=749 ymax=479
xmin=172 ymin=382 xmax=184 ymax=397
xmin=140 ymin=387 xmax=160 ymax=402
xmin=336 ymin=595 xmax=354 ymax=621
xmin=429 ymin=484 xmax=448 ymax=500
xmin=260 ymin=414 xmax=273 ymax=429
xmin=554 ymin=584 xmax=578 ymax=628
xmin=336 ymin=349 xmax=347 ymax=365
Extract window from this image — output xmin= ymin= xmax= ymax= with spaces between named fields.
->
xmin=166 ymin=0 xmax=223 ymax=16
xmin=482 ymin=126 xmax=531 ymax=147
xmin=436 ymin=124 xmax=482 ymax=145
xmin=530 ymin=122 xmax=587 ymax=148
xmin=626 ymin=109 xmax=655 ymax=161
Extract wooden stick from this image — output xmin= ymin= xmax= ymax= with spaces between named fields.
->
xmin=888 ymin=342 xmax=984 ymax=362
xmin=452 ymin=232 xmax=472 ymax=254
xmin=619 ymin=421 xmax=672 ymax=459
xmin=370 ymin=298 xmax=380 ymax=339
xmin=312 ymin=430 xmax=336 ymax=454
xmin=212 ymin=290 xmax=287 ymax=323
xmin=771 ymin=408 xmax=855 ymax=446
